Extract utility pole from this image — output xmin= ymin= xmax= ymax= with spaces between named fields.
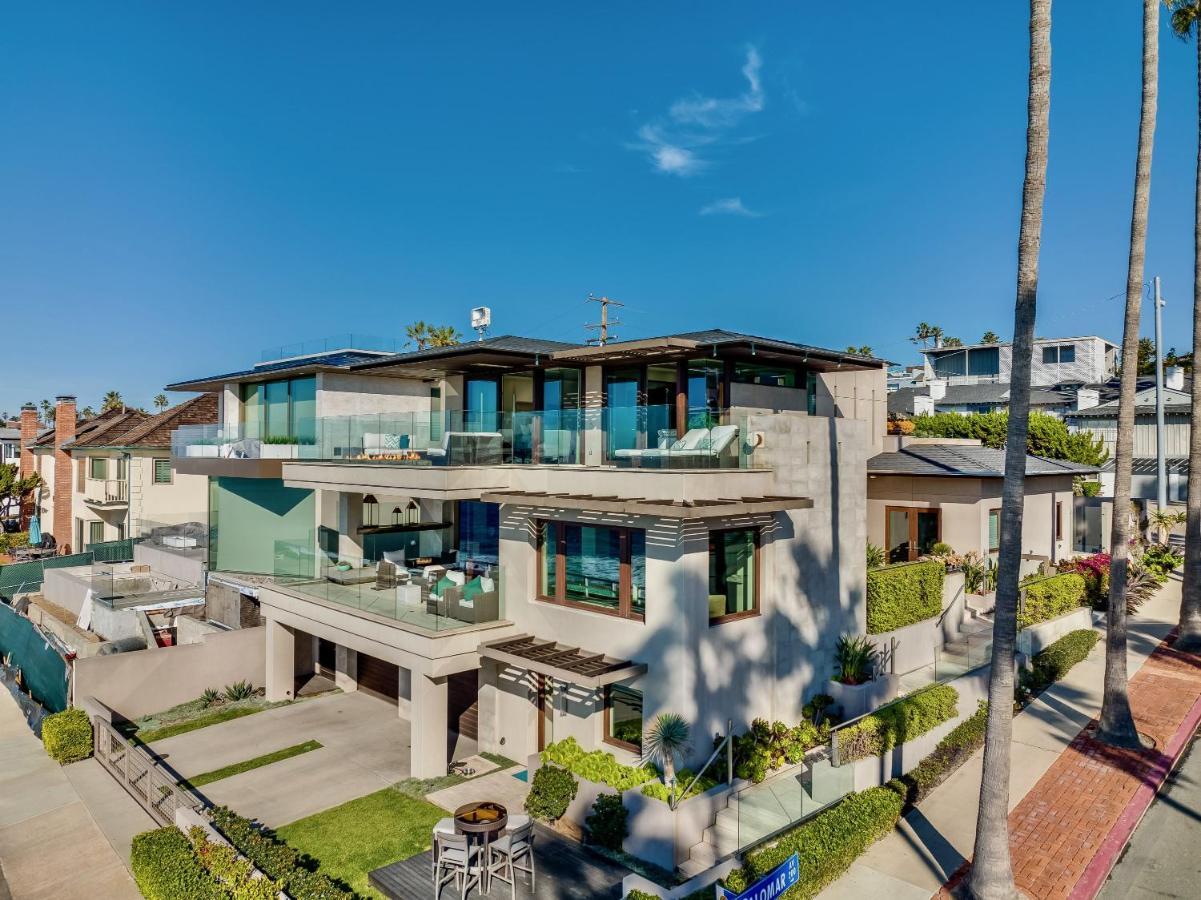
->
xmin=585 ymin=294 xmax=623 ymax=346
xmin=1154 ymin=276 xmax=1168 ymax=511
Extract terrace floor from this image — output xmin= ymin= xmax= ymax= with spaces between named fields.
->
xmin=276 ymin=578 xmax=486 ymax=632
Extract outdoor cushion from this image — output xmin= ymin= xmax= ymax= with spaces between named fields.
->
xmin=479 ymin=576 xmax=496 ymax=593
xmin=434 ymin=575 xmax=456 ymax=597
xmin=669 ymin=429 xmax=710 ymax=452
xmin=381 ymin=549 xmax=406 ymax=567
xmin=462 ymin=577 xmax=484 ymax=601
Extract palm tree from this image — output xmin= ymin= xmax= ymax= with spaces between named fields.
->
xmin=911 ymin=322 xmax=936 ymax=347
xmin=427 ymin=325 xmax=462 ymax=347
xmin=643 ymin=713 xmax=691 ymax=788
xmin=100 ymin=391 xmax=123 ymax=412
xmin=982 ymin=330 xmax=1002 ymax=344
xmin=79 ymin=406 xmax=96 ymax=420
xmin=943 ymin=336 xmax=964 ymax=347
xmin=1170 ymin=0 xmax=1201 ymax=652
xmin=39 ymin=399 xmax=54 ymax=424
xmin=405 ymin=321 xmax=430 ymax=350
xmin=967 ymin=2 xmax=1051 ymax=897
xmin=1099 ymin=0 xmax=1159 ymax=750
xmin=153 ymin=393 xmax=169 ymax=412
xmin=1149 ymin=508 xmax=1178 ymax=544
xmin=930 ymin=324 xmax=946 ymax=348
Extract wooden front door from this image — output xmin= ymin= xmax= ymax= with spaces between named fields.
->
xmin=885 ymin=506 xmax=941 ymax=562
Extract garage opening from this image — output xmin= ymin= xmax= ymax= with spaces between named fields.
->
xmin=317 ymin=639 xmax=336 ymax=678
xmin=448 ymin=670 xmax=479 ymax=760
xmin=357 ymin=653 xmax=401 ymax=702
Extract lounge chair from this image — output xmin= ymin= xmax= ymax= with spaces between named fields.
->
xmin=361 ymin=431 xmax=408 ymax=457
xmin=421 ymin=431 xmax=503 ymax=465
xmin=613 ymin=424 xmax=741 ymax=467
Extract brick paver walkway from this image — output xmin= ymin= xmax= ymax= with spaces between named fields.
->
xmin=941 ymin=632 xmax=1201 ymax=900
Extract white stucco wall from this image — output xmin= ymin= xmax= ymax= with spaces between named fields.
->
xmin=316 ymin=372 xmax=434 ymax=418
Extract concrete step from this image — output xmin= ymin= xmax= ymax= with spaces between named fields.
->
xmin=678 ymin=857 xmax=710 ymax=879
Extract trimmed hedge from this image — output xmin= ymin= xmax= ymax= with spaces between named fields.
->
xmin=42 ymin=707 xmax=93 ymax=764
xmin=586 ymin=793 xmax=628 ymax=851
xmin=835 ymin=684 xmax=959 ymax=764
xmin=1027 ymin=629 xmax=1100 ymax=695
xmin=210 ymin=806 xmax=353 ymax=898
xmin=893 ymin=701 xmax=987 ymax=805
xmin=540 ymin=737 xmax=658 ymax=791
xmin=865 ymin=561 xmax=945 ymax=634
xmin=524 ymin=764 xmax=579 ymax=822
xmin=1019 ymin=572 xmax=1086 ymax=629
xmin=131 ymin=827 xmax=225 ymax=900
xmin=720 ymin=786 xmax=904 ymax=899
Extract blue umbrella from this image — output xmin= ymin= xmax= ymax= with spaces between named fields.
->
xmin=28 ymin=515 xmax=41 ymax=546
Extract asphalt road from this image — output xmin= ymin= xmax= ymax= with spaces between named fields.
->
xmin=1100 ymin=731 xmax=1201 ymax=899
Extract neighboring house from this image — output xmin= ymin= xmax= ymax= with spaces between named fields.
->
xmin=0 ymin=427 xmax=19 ymax=467
xmin=867 ymin=438 xmax=1098 ymax=566
xmin=921 ymin=335 xmax=1118 ymax=386
xmin=167 ymin=330 xmax=888 ymax=781
xmin=25 ymin=395 xmax=217 ymax=553
xmin=888 ymin=382 xmax=1085 ymax=419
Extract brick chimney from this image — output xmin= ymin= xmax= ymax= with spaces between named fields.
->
xmin=53 ymin=396 xmax=76 ymax=552
xmin=18 ymin=403 xmax=37 ymax=480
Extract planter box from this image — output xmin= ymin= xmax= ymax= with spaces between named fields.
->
xmin=827 ymin=675 xmax=901 ymax=720
xmin=185 ymin=444 xmax=219 ymax=458
xmin=260 ymin=444 xmax=299 ymax=459
xmin=1017 ymin=606 xmax=1095 ymax=657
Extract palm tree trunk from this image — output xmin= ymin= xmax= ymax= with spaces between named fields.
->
xmin=1099 ymin=0 xmax=1158 ymax=746
xmin=967 ymin=3 xmax=1051 ymax=897
xmin=1181 ymin=25 xmax=1201 ymax=654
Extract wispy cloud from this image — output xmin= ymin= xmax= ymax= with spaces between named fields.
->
xmin=699 ymin=197 xmax=762 ymax=218
xmin=632 ymin=46 xmax=765 ymax=177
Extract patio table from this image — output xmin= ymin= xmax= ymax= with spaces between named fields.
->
xmin=453 ymin=801 xmax=507 ymax=892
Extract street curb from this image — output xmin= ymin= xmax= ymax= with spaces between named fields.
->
xmin=1067 ymin=652 xmax=1201 ymax=900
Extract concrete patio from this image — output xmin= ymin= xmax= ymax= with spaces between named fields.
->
xmin=149 ymin=690 xmax=412 ymax=827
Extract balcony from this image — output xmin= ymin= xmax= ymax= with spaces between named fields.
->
xmin=83 ymin=477 xmax=128 ymax=506
xmin=172 ymin=406 xmax=760 ymax=472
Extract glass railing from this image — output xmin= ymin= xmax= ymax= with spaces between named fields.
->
xmin=267 ymin=552 xmax=504 ymax=633
xmin=84 ymin=564 xmax=205 ymax=609
xmin=258 ymin=333 xmax=408 ymax=362
xmin=135 ymin=516 xmax=210 ymax=554
xmin=735 ymin=748 xmax=854 ymax=851
xmin=172 ymin=407 xmax=757 ymax=469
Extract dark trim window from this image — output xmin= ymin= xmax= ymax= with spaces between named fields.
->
xmin=603 ymin=684 xmax=643 ymax=752
xmin=732 ymin=362 xmax=798 ymax=388
xmin=709 ymin=527 xmax=760 ymax=623
xmin=885 ymin=506 xmax=941 ymax=562
xmin=538 ymin=521 xmax=646 ymax=620
xmin=1055 ymin=501 xmax=1064 ymax=542
xmin=1042 ymin=344 xmax=1076 ymax=365
xmin=988 ymin=508 xmax=1001 ymax=552
xmin=153 ymin=458 xmax=173 ymax=485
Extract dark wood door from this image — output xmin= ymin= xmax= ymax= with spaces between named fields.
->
xmin=357 ymin=653 xmax=400 ymax=701
xmin=448 ymin=671 xmax=479 ymax=741
xmin=317 ymin=639 xmax=336 ymax=677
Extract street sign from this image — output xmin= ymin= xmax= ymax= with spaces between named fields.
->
xmin=714 ymin=853 xmax=800 ymax=900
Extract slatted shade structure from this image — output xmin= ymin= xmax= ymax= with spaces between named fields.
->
xmin=480 ymin=489 xmax=812 ymax=518
xmin=479 ymin=634 xmax=647 ymax=688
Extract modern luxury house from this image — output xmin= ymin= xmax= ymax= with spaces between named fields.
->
xmin=24 ymin=395 xmax=216 ymax=553
xmin=166 ymin=330 xmax=888 ymax=778
xmin=867 ymin=437 xmax=1098 ymax=566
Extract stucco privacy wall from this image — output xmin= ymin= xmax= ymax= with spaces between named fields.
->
xmin=315 ymin=372 xmax=432 ymax=417
xmin=133 ymin=542 xmax=206 ymax=586
xmin=812 ymin=367 xmax=888 ymax=453
xmin=481 ymin=412 xmax=868 ymax=769
xmin=71 ymin=625 xmax=266 ymax=718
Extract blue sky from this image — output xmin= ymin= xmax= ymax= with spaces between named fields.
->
xmin=1 ymin=2 xmax=1198 ymax=414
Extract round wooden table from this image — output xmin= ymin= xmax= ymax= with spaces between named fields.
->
xmin=454 ymin=802 xmax=508 ymax=891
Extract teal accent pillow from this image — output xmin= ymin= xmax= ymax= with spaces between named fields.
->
xmin=434 ymin=575 xmax=456 ymax=597
xmin=462 ymin=577 xmax=483 ymax=601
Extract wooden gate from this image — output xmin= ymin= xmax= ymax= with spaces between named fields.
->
xmin=93 ymin=717 xmax=198 ymax=827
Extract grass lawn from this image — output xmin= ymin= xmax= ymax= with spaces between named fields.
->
xmin=179 ymin=740 xmax=323 ymax=789
xmin=122 ymin=695 xmax=290 ymax=744
xmin=276 ymin=788 xmax=447 ymax=898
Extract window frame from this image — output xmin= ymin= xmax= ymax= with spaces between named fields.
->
xmin=708 ymin=526 xmax=762 ymax=625
xmin=87 ymin=520 xmax=105 ymax=546
xmin=988 ymin=508 xmax=1001 ymax=553
xmin=537 ymin=520 xmax=645 ymax=622
xmin=152 ymin=458 xmax=173 ymax=485
xmin=1055 ymin=501 xmax=1064 ymax=542
xmin=602 ymin=684 xmax=644 ymax=753
xmin=885 ymin=506 xmax=942 ymax=562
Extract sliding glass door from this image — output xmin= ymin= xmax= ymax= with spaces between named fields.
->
xmin=885 ymin=507 xmax=941 ymax=563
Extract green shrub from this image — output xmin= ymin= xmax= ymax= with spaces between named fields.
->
xmin=893 ymin=701 xmax=987 ymax=805
xmin=42 ymin=707 xmax=93 ymax=764
xmin=540 ymin=737 xmax=658 ymax=790
xmin=524 ymin=764 xmax=579 ymax=822
xmin=210 ymin=806 xmax=352 ymax=899
xmin=1019 ymin=572 xmax=1086 ymax=629
xmin=223 ymin=680 xmax=256 ymax=701
xmin=731 ymin=718 xmax=827 ymax=784
xmin=640 ymin=768 xmax=722 ymax=803
xmin=865 ymin=561 xmax=945 ymax=633
xmin=835 ymin=684 xmax=959 ymax=764
xmin=0 ymin=531 xmax=30 ymax=555
xmin=586 ymin=793 xmax=628 ymax=851
xmin=626 ymin=891 xmax=660 ymax=900
xmin=1021 ymin=629 xmax=1100 ymax=699
xmin=720 ymin=787 xmax=904 ymax=899
xmin=131 ymin=827 xmax=226 ymax=900
xmin=1142 ymin=543 xmax=1183 ymax=580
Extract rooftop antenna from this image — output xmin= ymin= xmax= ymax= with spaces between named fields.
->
xmin=470 ymin=306 xmax=492 ymax=342
xmin=584 ymin=294 xmax=623 ymax=346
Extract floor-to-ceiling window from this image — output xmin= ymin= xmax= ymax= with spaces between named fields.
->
xmin=457 ymin=501 xmax=499 ymax=568
xmin=709 ymin=527 xmax=759 ymax=622
xmin=241 ymin=375 xmax=317 ymax=443
xmin=687 ymin=359 xmax=724 ymax=428
xmin=604 ymin=367 xmax=642 ymax=456
xmin=209 ymin=477 xmax=316 ymax=576
xmin=541 ymin=368 xmax=582 ymax=463
xmin=464 ymin=377 xmax=499 ymax=433
xmin=538 ymin=521 xmax=646 ymax=620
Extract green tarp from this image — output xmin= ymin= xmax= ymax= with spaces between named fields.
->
xmin=0 ymin=603 xmax=68 ymax=713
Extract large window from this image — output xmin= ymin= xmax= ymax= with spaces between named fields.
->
xmin=241 ymin=375 xmax=316 ymax=443
xmin=709 ymin=528 xmax=759 ymax=622
xmin=733 ymin=362 xmax=798 ymax=388
xmin=539 ymin=521 xmax=646 ymax=620
xmin=458 ymin=501 xmax=499 ymax=568
xmin=988 ymin=508 xmax=1000 ymax=553
xmin=1042 ymin=344 xmax=1076 ymax=365
xmin=88 ymin=520 xmax=105 ymax=546
xmin=885 ymin=507 xmax=941 ymax=563
xmin=604 ymin=684 xmax=643 ymax=752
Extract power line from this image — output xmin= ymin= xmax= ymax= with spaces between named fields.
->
xmin=584 ymin=294 xmax=624 ymax=346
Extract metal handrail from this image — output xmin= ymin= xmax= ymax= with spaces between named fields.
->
xmin=670 ymin=718 xmax=733 ymax=810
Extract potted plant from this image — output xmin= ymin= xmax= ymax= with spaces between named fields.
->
xmin=827 ymin=634 xmax=898 ymax=719
xmin=261 ymin=435 xmax=301 ymax=459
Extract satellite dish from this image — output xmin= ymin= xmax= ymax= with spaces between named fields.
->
xmin=471 ymin=306 xmax=491 ymax=340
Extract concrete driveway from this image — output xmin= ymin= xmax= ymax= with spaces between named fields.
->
xmin=150 ymin=691 xmax=411 ymax=827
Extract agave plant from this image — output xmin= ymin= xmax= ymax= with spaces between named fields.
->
xmin=643 ymin=713 xmax=692 ymax=786
xmin=200 ymin=687 xmax=223 ymax=707
xmin=833 ymin=634 xmax=880 ymax=686
xmin=223 ymin=679 xmax=256 ymax=701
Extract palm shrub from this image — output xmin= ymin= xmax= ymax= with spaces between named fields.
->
xmin=585 ymin=793 xmax=628 ymax=850
xmin=1149 ymin=508 xmax=1179 ymax=544
xmin=960 ymin=551 xmax=986 ymax=595
xmin=832 ymin=635 xmax=879 ymax=685
xmin=643 ymin=713 xmax=692 ymax=787
xmin=866 ymin=543 xmax=886 ymax=570
xmin=524 ymin=764 xmax=578 ymax=822
xmin=1124 ymin=562 xmax=1160 ymax=613
xmin=42 ymin=708 xmax=93 ymax=764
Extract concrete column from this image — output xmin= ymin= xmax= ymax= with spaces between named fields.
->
xmin=335 ymin=645 xmax=358 ymax=692
xmin=265 ymin=620 xmax=296 ymax=702
xmin=583 ymin=365 xmax=603 ymax=466
xmin=410 ymin=672 xmax=449 ymax=779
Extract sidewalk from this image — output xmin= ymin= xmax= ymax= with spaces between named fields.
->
xmin=819 ymin=575 xmax=1186 ymax=900
xmin=0 ymin=690 xmax=146 ymax=899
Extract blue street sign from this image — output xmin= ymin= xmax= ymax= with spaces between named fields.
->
xmin=714 ymin=853 xmax=800 ymax=900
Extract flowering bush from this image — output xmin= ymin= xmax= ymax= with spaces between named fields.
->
xmin=1058 ymin=552 xmax=1111 ymax=608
